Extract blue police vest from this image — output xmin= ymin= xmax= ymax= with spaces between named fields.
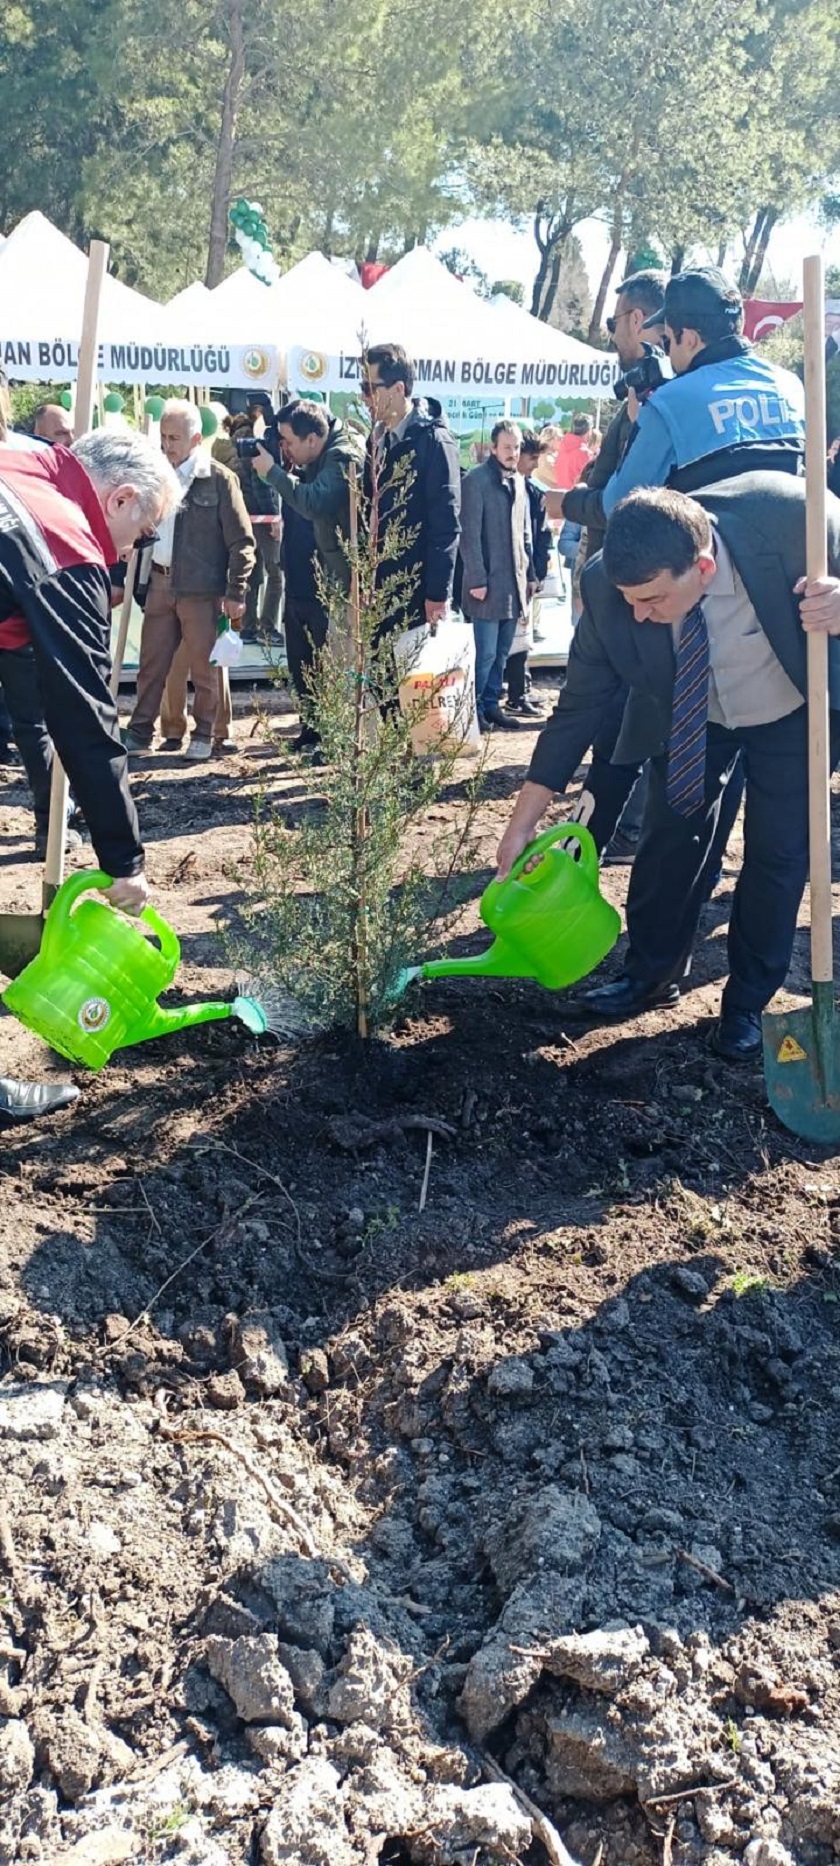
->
xmin=650 ymin=352 xmax=805 ymax=468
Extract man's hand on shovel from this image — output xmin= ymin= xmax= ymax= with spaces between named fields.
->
xmin=795 ymin=574 xmax=840 ymax=633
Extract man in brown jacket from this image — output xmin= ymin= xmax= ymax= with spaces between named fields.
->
xmin=126 ymin=400 xmax=255 ymax=761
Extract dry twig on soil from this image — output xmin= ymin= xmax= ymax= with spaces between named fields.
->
xmin=92 ymin=1201 xmax=258 ymax=1359
xmin=326 ymin=1112 xmax=457 ymax=1150
xmin=676 ymin=1547 xmax=736 ymax=1594
xmin=419 ymin=1130 xmax=433 ymax=1211
xmin=480 ymin=1753 xmax=584 ymax=1866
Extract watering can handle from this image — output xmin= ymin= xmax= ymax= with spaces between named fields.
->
xmin=40 ymin=869 xmax=181 ymax=969
xmin=40 ymin=868 xmax=114 ymax=957
xmin=508 ymin=822 xmax=599 ymax=886
xmin=140 ymin=904 xmax=181 ymax=967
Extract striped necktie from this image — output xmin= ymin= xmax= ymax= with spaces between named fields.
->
xmin=666 ymin=600 xmax=709 ymax=816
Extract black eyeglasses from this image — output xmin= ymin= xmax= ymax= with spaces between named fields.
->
xmin=360 ymin=380 xmax=380 ymax=398
xmin=605 ymin=309 xmax=634 ymax=335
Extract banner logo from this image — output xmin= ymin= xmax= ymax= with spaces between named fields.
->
xmin=242 ymin=347 xmax=270 ymax=379
xmin=298 ymin=350 xmax=328 ymax=384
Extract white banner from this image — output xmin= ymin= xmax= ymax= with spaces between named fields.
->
xmin=289 ymin=344 xmax=619 ymax=399
xmin=0 ymin=336 xmax=280 ymax=390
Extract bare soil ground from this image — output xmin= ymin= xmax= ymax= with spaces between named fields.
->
xmin=1 ymin=679 xmax=839 ymax=1866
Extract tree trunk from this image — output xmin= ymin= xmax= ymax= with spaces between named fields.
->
xmin=670 ymin=244 xmax=685 ymax=276
xmin=587 ymin=201 xmax=624 ymax=343
xmin=204 ymin=0 xmax=246 ymax=288
xmin=530 ymin=202 xmax=575 ymax=321
xmin=740 ymin=206 xmax=778 ymax=297
xmin=716 ymin=238 xmax=727 ymax=269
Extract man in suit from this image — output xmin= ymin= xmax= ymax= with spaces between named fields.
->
xmin=461 ymin=421 xmax=534 ymax=731
xmin=496 ymin=476 xmax=840 ymax=1060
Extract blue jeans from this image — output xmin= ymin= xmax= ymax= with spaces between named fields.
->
xmin=473 ymin=618 xmax=517 ymax=714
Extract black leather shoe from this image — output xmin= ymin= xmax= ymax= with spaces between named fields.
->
xmin=0 ymin=1076 xmax=80 ymax=1124
xmin=575 ymin=975 xmax=681 ymax=1019
xmin=709 ymin=1010 xmax=761 ymax=1061
xmin=483 ymin=704 xmax=521 ymax=730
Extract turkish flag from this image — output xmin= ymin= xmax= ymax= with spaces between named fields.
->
xmin=743 ymin=299 xmax=802 ymax=342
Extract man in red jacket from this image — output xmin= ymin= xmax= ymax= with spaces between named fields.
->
xmin=0 ymin=428 xmax=181 ymax=1125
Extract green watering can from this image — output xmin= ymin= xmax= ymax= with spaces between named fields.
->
xmin=402 ymin=823 xmax=621 ymax=994
xmin=2 ymin=870 xmax=269 ymax=1071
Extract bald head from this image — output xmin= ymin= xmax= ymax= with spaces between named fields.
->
xmin=33 ymin=403 xmax=74 ymax=446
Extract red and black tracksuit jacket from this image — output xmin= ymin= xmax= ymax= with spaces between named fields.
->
xmin=0 ymin=444 xmax=142 ymax=877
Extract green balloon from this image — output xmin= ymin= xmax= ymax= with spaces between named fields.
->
xmin=103 ymin=391 xmax=124 ymax=413
xmin=145 ymin=394 xmax=165 ymax=420
xmin=59 ymin=390 xmax=73 ymax=410
xmin=199 ymin=405 xmax=218 ymax=437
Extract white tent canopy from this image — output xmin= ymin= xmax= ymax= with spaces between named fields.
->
xmin=0 ymin=213 xmax=278 ymax=389
xmin=288 ymin=247 xmax=618 ymax=398
xmin=206 ymin=251 xmax=367 ymax=362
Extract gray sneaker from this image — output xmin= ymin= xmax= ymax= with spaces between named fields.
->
xmin=184 ymin=735 xmax=212 ymax=762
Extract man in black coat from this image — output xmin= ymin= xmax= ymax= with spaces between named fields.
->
xmin=496 ymin=475 xmax=840 ymax=1061
xmin=362 ymin=343 xmax=461 ymax=634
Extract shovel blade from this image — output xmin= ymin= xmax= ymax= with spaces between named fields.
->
xmin=762 ymin=989 xmax=840 ymax=1143
xmin=0 ymin=912 xmax=45 ymax=982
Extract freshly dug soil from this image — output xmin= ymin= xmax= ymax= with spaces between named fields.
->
xmin=1 ymin=685 xmax=839 ymax=1866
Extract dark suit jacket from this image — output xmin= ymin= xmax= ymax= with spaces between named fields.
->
xmin=528 ymin=471 xmax=840 ymax=794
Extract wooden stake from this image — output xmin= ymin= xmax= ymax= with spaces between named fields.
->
xmin=348 ymin=462 xmax=370 ymax=1040
xmin=43 ymin=240 xmax=110 ymax=906
xmin=110 ymin=550 xmax=138 ymax=698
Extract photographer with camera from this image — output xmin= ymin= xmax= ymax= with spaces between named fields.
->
xmin=557 ymin=270 xmax=667 ymax=562
xmin=253 ymin=400 xmax=363 ymax=599
xmin=554 ymin=268 xmax=805 ymax=537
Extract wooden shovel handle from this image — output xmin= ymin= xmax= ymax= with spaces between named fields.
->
xmin=803 ymin=254 xmax=833 ymax=987
xmin=43 ymin=240 xmax=111 ymax=905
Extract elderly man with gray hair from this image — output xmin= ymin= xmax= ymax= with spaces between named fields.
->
xmin=125 ymin=399 xmax=255 ymax=761
xmin=0 ymin=425 xmax=181 ymax=1124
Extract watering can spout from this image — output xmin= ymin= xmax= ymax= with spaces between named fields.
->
xmin=130 ymin=999 xmax=234 ymax=1047
xmin=420 ymin=941 xmax=533 ymax=983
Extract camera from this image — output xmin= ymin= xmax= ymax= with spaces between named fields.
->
xmin=234 ymin=422 xmax=283 ymax=463
xmin=614 ymin=343 xmax=673 ymax=404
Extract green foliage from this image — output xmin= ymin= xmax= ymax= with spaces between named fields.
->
xmin=490 ymin=278 xmax=524 ymax=306
xmin=439 ymin=247 xmax=492 ymax=296
xmin=239 ymin=453 xmax=482 ymax=1037
xmin=9 ymin=383 xmax=69 ymax=427
xmin=1 ymin=0 xmax=839 ymax=316
xmin=729 ymin=1269 xmax=770 ymax=1298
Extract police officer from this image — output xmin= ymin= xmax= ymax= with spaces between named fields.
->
xmin=576 ymin=266 xmax=804 ymax=521
xmin=543 ymin=268 xmax=799 ymax=863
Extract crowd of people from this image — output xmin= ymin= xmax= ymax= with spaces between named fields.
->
xmin=2 ymin=260 xmax=840 ymax=1124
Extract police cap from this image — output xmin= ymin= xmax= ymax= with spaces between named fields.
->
xmin=642 ymin=267 xmax=743 ymax=332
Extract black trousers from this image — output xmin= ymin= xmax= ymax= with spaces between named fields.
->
xmin=284 ymin=594 xmax=329 ymax=703
xmin=244 ymin=526 xmax=284 ymax=637
xmin=624 ymin=707 xmax=840 ymax=1015
xmin=0 ymin=646 xmax=53 ymax=827
xmin=506 ymin=649 xmax=528 ymax=706
xmin=563 ymin=694 xmax=742 ymax=870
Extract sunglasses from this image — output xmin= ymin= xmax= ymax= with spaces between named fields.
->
xmin=605 ymin=309 xmax=635 ymax=335
xmin=360 ymin=380 xmax=380 ymax=398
